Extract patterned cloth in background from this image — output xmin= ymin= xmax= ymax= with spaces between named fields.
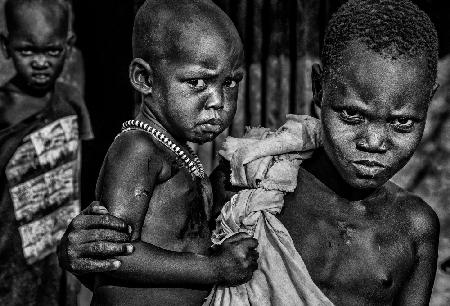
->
xmin=0 ymin=81 xmax=93 ymax=306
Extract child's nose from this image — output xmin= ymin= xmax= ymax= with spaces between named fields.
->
xmin=356 ymin=124 xmax=389 ymax=153
xmin=31 ymin=54 xmax=50 ymax=69
xmin=205 ymin=89 xmax=224 ymax=110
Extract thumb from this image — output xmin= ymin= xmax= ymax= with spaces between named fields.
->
xmin=223 ymin=232 xmax=252 ymax=244
xmin=81 ymin=201 xmax=109 ymax=215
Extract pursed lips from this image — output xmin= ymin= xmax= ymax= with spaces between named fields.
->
xmin=197 ymin=118 xmax=223 ymax=133
xmin=353 ymin=160 xmax=386 ymax=168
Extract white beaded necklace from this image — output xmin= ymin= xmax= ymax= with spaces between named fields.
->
xmin=121 ymin=120 xmax=205 ymax=179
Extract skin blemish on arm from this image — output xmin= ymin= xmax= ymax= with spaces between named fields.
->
xmin=134 ymin=186 xmax=151 ymax=199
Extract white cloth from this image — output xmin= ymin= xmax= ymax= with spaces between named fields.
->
xmin=204 ymin=115 xmax=333 ymax=306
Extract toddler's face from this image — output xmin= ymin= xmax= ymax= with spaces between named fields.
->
xmin=150 ymin=32 xmax=244 ymax=144
xmin=6 ymin=6 xmax=68 ymax=93
xmin=320 ymin=42 xmax=432 ymax=189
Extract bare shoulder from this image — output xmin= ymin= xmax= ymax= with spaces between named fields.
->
xmin=386 ymin=181 xmax=440 ymax=242
xmin=101 ymin=129 xmax=171 ymax=182
xmin=108 ymin=129 xmax=162 ymax=159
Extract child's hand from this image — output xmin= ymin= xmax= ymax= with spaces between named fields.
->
xmin=210 ymin=232 xmax=259 ymax=286
xmin=58 ymin=201 xmax=134 ymax=274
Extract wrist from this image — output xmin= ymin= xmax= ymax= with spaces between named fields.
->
xmin=202 ymin=253 xmax=222 ymax=285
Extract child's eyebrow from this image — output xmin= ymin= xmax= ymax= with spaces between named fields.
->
xmin=179 ymin=67 xmax=219 ymax=78
xmin=178 ymin=65 xmax=244 ymax=78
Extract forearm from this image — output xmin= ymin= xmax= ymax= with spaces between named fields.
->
xmin=103 ymin=241 xmax=217 ymax=288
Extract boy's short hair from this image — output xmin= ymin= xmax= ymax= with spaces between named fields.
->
xmin=322 ymin=0 xmax=438 ymax=84
xmin=4 ymin=0 xmax=70 ymax=34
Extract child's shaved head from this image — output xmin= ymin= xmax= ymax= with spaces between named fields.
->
xmin=5 ymin=0 xmax=70 ymax=36
xmin=322 ymin=0 xmax=438 ymax=85
xmin=132 ymin=0 xmax=242 ymax=67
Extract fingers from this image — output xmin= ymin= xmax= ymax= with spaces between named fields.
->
xmin=70 ymin=214 xmax=130 ymax=233
xmin=222 ymin=232 xmax=252 ymax=244
xmin=68 ymin=258 xmax=122 ymax=274
xmin=68 ymin=229 xmax=130 ymax=244
xmin=247 ymin=248 xmax=259 ymax=261
xmin=81 ymin=201 xmax=108 ymax=215
xmin=239 ymin=237 xmax=259 ymax=250
xmin=247 ymin=249 xmax=259 ymax=271
xmin=73 ymin=241 xmax=133 ymax=258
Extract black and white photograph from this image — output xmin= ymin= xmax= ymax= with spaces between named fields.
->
xmin=0 ymin=0 xmax=449 ymax=305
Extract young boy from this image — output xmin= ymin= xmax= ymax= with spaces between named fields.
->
xmin=0 ymin=0 xmax=93 ymax=305
xmin=60 ymin=0 xmax=440 ymax=305
xmin=60 ymin=0 xmax=258 ymax=305
xmin=275 ymin=0 xmax=439 ymax=304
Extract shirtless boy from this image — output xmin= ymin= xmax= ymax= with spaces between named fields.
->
xmin=60 ymin=0 xmax=440 ymax=305
xmin=58 ymin=0 xmax=258 ymax=305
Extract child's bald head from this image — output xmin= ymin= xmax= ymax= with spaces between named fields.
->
xmin=132 ymin=0 xmax=243 ymax=67
xmin=5 ymin=0 xmax=70 ymax=37
xmin=130 ymin=0 xmax=244 ymax=145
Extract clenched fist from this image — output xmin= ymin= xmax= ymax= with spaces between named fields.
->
xmin=209 ymin=232 xmax=259 ymax=286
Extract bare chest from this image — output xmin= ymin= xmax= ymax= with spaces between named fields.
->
xmin=140 ymin=169 xmax=212 ymax=254
xmin=279 ymin=193 xmax=415 ymax=304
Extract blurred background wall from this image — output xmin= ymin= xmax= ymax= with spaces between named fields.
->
xmin=1 ymin=0 xmax=449 ymax=305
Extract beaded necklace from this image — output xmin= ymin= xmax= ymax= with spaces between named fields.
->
xmin=121 ymin=120 xmax=205 ymax=179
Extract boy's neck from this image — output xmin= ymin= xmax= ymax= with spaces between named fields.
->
xmin=10 ymin=75 xmax=55 ymax=99
xmin=135 ymin=105 xmax=191 ymax=148
xmin=302 ymin=148 xmax=378 ymax=202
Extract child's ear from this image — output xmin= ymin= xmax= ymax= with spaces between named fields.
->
xmin=129 ymin=58 xmax=153 ymax=95
xmin=0 ymin=34 xmax=10 ymax=59
xmin=311 ymin=63 xmax=323 ymax=117
xmin=430 ymin=82 xmax=439 ymax=100
xmin=65 ymin=33 xmax=76 ymax=57
xmin=67 ymin=33 xmax=76 ymax=48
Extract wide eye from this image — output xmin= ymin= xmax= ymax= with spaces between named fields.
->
xmin=339 ymin=108 xmax=364 ymax=124
xmin=187 ymin=79 xmax=206 ymax=90
xmin=224 ymin=79 xmax=237 ymax=88
xmin=391 ymin=117 xmax=415 ymax=132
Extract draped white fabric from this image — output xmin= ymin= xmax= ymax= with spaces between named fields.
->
xmin=204 ymin=115 xmax=333 ymax=306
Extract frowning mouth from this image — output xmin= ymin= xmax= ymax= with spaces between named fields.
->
xmin=198 ymin=119 xmax=223 ymax=134
xmin=353 ymin=160 xmax=386 ymax=168
xmin=199 ymin=118 xmax=223 ymax=126
xmin=31 ymin=73 xmax=51 ymax=83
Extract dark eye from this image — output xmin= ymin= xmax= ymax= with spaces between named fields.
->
xmin=19 ymin=49 xmax=33 ymax=56
xmin=224 ymin=79 xmax=238 ymax=88
xmin=47 ymin=49 xmax=62 ymax=56
xmin=391 ymin=117 xmax=415 ymax=132
xmin=187 ymin=79 xmax=206 ymax=90
xmin=339 ymin=108 xmax=364 ymax=124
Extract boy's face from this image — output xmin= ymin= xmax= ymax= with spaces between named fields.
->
xmin=3 ymin=5 xmax=69 ymax=93
xmin=319 ymin=42 xmax=432 ymax=190
xmin=149 ymin=31 xmax=244 ymax=144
